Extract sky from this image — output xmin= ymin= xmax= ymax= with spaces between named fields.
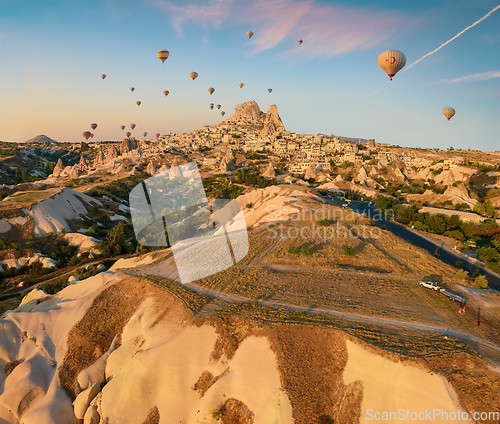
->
xmin=0 ymin=0 xmax=499 ymax=151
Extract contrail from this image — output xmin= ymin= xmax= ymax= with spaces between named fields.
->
xmin=406 ymin=4 xmax=500 ymax=70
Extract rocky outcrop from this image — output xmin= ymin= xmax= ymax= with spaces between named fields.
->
xmin=223 ymin=101 xmax=285 ymax=134
xmin=262 ymin=104 xmax=285 ymax=135
xmin=305 ymin=163 xmax=317 ymax=181
xmin=262 ymin=162 xmax=276 ymax=179
xmin=147 ymin=161 xmax=157 ymax=176
xmin=52 ymin=158 xmax=64 ymax=177
xmin=120 ymin=139 xmax=138 ymax=155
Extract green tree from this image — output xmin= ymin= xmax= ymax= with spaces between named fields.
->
xmin=473 ymin=275 xmax=489 ymax=289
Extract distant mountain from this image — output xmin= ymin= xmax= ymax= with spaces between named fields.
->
xmin=26 ymin=134 xmax=59 ymax=144
xmin=338 ymin=136 xmax=369 ymax=144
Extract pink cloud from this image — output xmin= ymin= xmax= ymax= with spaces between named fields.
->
xmin=156 ymin=0 xmax=409 ymax=57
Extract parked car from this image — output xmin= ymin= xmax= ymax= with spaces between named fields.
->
xmin=419 ymin=281 xmax=440 ymax=290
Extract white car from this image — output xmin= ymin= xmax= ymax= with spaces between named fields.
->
xmin=419 ymin=281 xmax=440 ymax=290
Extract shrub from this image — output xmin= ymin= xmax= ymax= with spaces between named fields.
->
xmin=342 ymin=245 xmax=354 ymax=256
xmin=473 ymin=275 xmax=489 ymax=289
xmin=454 ymin=269 xmax=468 ymax=281
xmin=317 ymin=219 xmax=330 ymax=227
xmin=287 ymin=246 xmax=297 ymax=254
xmin=85 ymin=227 xmax=97 ymax=237
xmin=300 ymin=246 xmax=312 ymax=255
xmin=246 ymin=203 xmax=252 ymax=209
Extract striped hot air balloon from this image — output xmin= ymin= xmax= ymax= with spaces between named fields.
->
xmin=443 ymin=107 xmax=456 ymax=121
xmin=297 ymin=39 xmax=303 ymax=44
xmin=378 ymin=50 xmax=406 ymax=80
xmin=216 ymin=104 xmax=221 ymax=109
xmin=157 ymin=50 xmax=169 ymax=63
xmin=268 ymin=88 xmax=272 ymax=93
xmin=208 ymin=87 xmax=215 ymax=95
xmin=82 ymin=131 xmax=92 ymax=141
xmin=189 ymin=72 xmax=198 ymax=81
xmin=210 ymin=103 xmax=214 ymax=109
xmin=130 ymin=87 xmax=135 ymax=92
xmin=163 ymin=90 xmax=169 ymax=97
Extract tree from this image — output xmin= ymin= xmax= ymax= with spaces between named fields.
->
xmin=473 ymin=275 xmax=489 ymax=289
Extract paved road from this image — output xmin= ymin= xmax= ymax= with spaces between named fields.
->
xmin=326 ymin=198 xmax=500 ymax=292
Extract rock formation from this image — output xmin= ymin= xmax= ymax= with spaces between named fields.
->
xmin=304 ymin=163 xmax=317 ymax=181
xmin=262 ymin=162 xmax=276 ymax=179
xmin=223 ymin=101 xmax=285 ymax=135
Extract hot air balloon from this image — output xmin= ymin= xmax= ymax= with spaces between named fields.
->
xmin=221 ymin=111 xmax=225 ymax=116
xmin=216 ymin=104 xmax=221 ymax=109
xmin=238 ymin=83 xmax=244 ymax=88
xmin=155 ymin=133 xmax=160 ymax=138
xmin=268 ymin=88 xmax=272 ymax=93
xmin=100 ymin=74 xmax=106 ymax=80
xmin=136 ymin=101 xmax=141 ymax=106
xmin=297 ymin=39 xmax=303 ymax=44
xmin=126 ymin=131 xmax=131 ymax=138
xmin=163 ymin=90 xmax=169 ymax=97
xmin=82 ymin=131 xmax=92 ymax=141
xmin=246 ymin=31 xmax=254 ymax=38
xmin=91 ymin=134 xmax=94 ymax=139
xmin=157 ymin=50 xmax=169 ymax=63
xmin=130 ymin=87 xmax=135 ymax=92
xmin=378 ymin=50 xmax=406 ymax=80
xmin=121 ymin=125 xmax=125 ymax=130
xmin=189 ymin=72 xmax=198 ymax=81
xmin=210 ymin=103 xmax=214 ymax=110
xmin=130 ymin=123 xmax=136 ymax=130
xmin=443 ymin=107 xmax=456 ymax=121
xmin=208 ymin=87 xmax=215 ymax=95
xmin=143 ymin=132 xmax=147 ymax=137
xmin=90 ymin=123 xmax=97 ymax=130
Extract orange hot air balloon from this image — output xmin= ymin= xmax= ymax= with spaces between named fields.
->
xmin=90 ymin=123 xmax=97 ymax=130
xmin=82 ymin=131 xmax=92 ymax=141
xmin=378 ymin=50 xmax=406 ymax=80
xmin=126 ymin=131 xmax=131 ymax=138
xmin=208 ymin=87 xmax=215 ymax=95
xmin=443 ymin=107 xmax=456 ymax=121
xmin=163 ymin=90 xmax=169 ymax=97
xmin=297 ymin=39 xmax=303 ymax=44
xmin=268 ymin=88 xmax=272 ymax=93
xmin=246 ymin=31 xmax=254 ymax=38
xmin=157 ymin=50 xmax=169 ymax=63
xmin=189 ymin=72 xmax=198 ymax=81
xmin=216 ymin=104 xmax=221 ymax=109
xmin=238 ymin=83 xmax=244 ymax=88
xmin=100 ymin=74 xmax=106 ymax=79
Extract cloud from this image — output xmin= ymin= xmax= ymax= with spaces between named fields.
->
xmin=439 ymin=71 xmax=500 ymax=84
xmin=156 ymin=0 xmax=408 ymax=58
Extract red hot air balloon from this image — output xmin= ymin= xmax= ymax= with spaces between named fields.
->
xmin=268 ymin=88 xmax=272 ymax=93
xmin=163 ymin=90 xmax=169 ymax=97
xmin=82 ymin=131 xmax=92 ymax=141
